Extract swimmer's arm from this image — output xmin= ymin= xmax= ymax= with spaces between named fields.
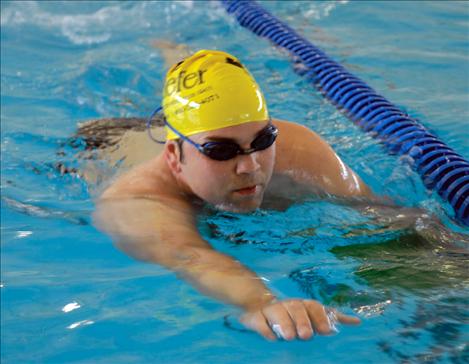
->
xmin=272 ymin=121 xmax=465 ymax=242
xmin=94 ymin=196 xmax=360 ymax=340
xmin=273 ymin=119 xmax=374 ymax=199
xmin=151 ymin=40 xmax=192 ymax=68
xmin=94 ymin=197 xmax=275 ymax=310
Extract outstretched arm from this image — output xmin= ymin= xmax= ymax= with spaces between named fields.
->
xmin=94 ymin=196 xmax=360 ymax=340
xmin=95 ymin=197 xmax=274 ymax=308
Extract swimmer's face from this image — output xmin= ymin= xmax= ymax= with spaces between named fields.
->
xmin=172 ymin=121 xmax=275 ymax=213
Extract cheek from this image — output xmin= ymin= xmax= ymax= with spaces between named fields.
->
xmin=183 ymin=157 xmax=233 ymax=199
xmin=260 ymin=145 xmax=276 ymax=172
xmin=204 ymin=164 xmax=234 ymax=189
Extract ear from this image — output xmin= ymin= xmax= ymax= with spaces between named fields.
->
xmin=164 ymin=141 xmax=182 ymax=174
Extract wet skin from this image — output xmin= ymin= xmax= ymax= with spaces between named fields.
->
xmin=96 ymin=119 xmax=369 ymax=340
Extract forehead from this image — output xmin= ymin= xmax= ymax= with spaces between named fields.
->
xmin=192 ymin=121 xmax=269 ymax=142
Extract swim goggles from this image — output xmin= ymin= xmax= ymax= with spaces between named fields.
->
xmin=147 ymin=106 xmax=278 ymax=161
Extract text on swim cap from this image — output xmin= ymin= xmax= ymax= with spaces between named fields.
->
xmin=165 ymin=70 xmax=207 ymax=95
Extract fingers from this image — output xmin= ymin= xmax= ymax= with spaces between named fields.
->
xmin=305 ymin=301 xmax=334 ymax=335
xmin=240 ymin=299 xmax=361 ymax=341
xmin=262 ymin=303 xmax=297 ymax=340
xmin=240 ymin=311 xmax=277 ymax=341
xmin=337 ymin=311 xmax=361 ymax=325
xmin=249 ymin=300 xmax=317 ymax=341
xmin=305 ymin=302 xmax=362 ymax=335
xmin=283 ymin=300 xmax=313 ymax=340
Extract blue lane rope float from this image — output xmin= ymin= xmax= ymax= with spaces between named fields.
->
xmin=220 ymin=0 xmax=469 ymax=225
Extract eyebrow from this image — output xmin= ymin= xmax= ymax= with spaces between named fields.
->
xmin=203 ymin=124 xmax=271 ymax=144
xmin=204 ymin=136 xmax=238 ymax=143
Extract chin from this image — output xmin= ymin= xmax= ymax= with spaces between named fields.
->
xmin=215 ymin=198 xmax=262 ymax=213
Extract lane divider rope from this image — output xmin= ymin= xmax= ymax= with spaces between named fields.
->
xmin=221 ymin=0 xmax=469 ymax=225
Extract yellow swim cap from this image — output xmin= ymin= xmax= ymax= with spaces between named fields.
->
xmin=162 ymin=49 xmax=269 ymax=140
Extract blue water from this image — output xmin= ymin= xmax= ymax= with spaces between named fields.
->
xmin=1 ymin=1 xmax=468 ymax=363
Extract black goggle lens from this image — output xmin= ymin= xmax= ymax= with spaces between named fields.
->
xmin=201 ymin=125 xmax=278 ymax=161
xmin=203 ymin=143 xmax=240 ymax=161
xmin=251 ymin=125 xmax=277 ymax=151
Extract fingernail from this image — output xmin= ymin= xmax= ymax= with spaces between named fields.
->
xmin=271 ymin=324 xmax=285 ymax=339
xmin=299 ymin=328 xmax=311 ymax=339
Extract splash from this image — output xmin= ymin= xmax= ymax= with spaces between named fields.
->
xmin=1 ymin=1 xmax=114 ymax=45
xmin=0 ymin=1 xmax=194 ymax=45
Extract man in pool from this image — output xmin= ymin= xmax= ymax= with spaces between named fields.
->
xmin=95 ymin=50 xmax=372 ymax=341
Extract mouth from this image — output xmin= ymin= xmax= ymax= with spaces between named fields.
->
xmin=233 ymin=185 xmax=260 ymax=196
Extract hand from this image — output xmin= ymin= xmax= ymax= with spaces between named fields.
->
xmin=240 ymin=299 xmax=360 ymax=341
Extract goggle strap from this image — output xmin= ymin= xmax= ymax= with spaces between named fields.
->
xmin=147 ymin=107 xmax=277 ymax=160
xmin=146 ymin=106 xmax=166 ymax=144
xmin=164 ymin=114 xmax=205 ymax=153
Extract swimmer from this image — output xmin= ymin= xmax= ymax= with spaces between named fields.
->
xmin=94 ymin=49 xmax=376 ymax=341
xmin=151 ymin=39 xmax=192 ymax=69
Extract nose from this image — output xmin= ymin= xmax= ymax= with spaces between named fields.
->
xmin=235 ymin=152 xmax=261 ymax=175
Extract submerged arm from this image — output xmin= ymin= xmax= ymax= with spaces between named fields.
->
xmin=94 ymin=197 xmax=274 ymax=310
xmin=94 ymin=196 xmax=360 ymax=340
xmin=272 ymin=120 xmax=466 ymax=244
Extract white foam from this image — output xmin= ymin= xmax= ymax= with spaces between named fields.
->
xmin=303 ymin=0 xmax=349 ymax=20
xmin=355 ymin=299 xmax=392 ymax=318
xmin=67 ymin=319 xmax=94 ymax=329
xmin=0 ymin=1 xmax=182 ymax=45
xmin=16 ymin=231 xmax=33 ymax=238
xmin=62 ymin=302 xmax=81 ymax=313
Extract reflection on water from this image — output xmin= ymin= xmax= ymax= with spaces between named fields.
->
xmin=67 ymin=319 xmax=94 ymax=330
xmin=2 ymin=196 xmax=89 ymax=226
xmin=332 ymin=234 xmax=468 ymax=290
xmin=2 ymin=72 xmax=468 ymax=364
xmin=62 ymin=302 xmax=81 ymax=313
xmin=2 ymin=1 xmax=469 ymax=362
xmin=355 ymin=300 xmax=392 ymax=318
xmin=203 ymin=201 xmax=469 ymax=361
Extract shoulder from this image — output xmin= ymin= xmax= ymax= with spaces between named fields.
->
xmin=271 ymin=118 xmax=372 ymax=197
xmin=272 ymin=118 xmax=336 ymax=169
xmin=100 ymin=154 xmax=174 ymax=200
xmin=273 ymin=119 xmax=320 ymax=138
xmin=272 ymin=119 xmax=333 ymax=155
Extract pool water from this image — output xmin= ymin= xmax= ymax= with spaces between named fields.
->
xmin=1 ymin=1 xmax=468 ymax=363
